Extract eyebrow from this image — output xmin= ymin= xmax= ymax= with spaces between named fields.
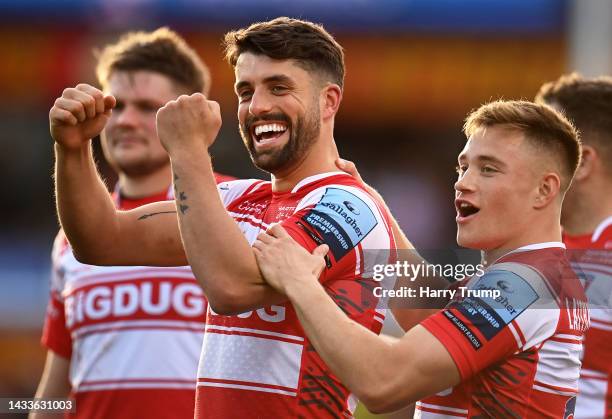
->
xmin=458 ymin=154 xmax=507 ymax=168
xmin=235 ymin=74 xmax=295 ymax=92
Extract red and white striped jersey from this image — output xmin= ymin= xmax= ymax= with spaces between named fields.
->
xmin=41 ymin=172 xmax=234 ymax=419
xmin=564 ymin=216 xmax=612 ymax=419
xmin=417 ymin=243 xmax=589 ymax=418
xmin=195 ymin=172 xmax=395 ymax=418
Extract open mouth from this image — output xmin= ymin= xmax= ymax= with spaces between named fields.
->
xmin=252 ymin=122 xmax=288 ymax=145
xmin=456 ymin=199 xmax=480 ymax=221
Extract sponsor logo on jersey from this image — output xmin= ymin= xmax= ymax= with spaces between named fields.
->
xmin=443 ymin=309 xmax=482 ymax=349
xmin=496 ymin=280 xmax=513 ymax=293
xmin=303 ymin=188 xmax=377 ymax=260
xmin=64 ymin=279 xmax=205 ymax=328
xmin=453 ymin=270 xmax=538 ymax=341
xmin=237 ymin=199 xmax=270 ymax=215
xmin=343 ymin=200 xmax=360 ymax=215
xmin=209 ymin=305 xmax=286 ymax=323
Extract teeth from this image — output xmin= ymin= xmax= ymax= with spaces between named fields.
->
xmin=254 ymin=123 xmax=287 ymax=136
xmin=460 ymin=202 xmax=469 ymax=208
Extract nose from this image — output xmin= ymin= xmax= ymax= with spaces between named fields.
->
xmin=454 ymin=169 xmax=476 ymax=194
xmin=248 ymin=89 xmax=273 ymax=116
xmin=113 ymin=104 xmax=139 ymax=128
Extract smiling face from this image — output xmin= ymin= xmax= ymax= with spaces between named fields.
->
xmin=454 ymin=125 xmax=543 ymax=250
xmin=234 ymin=52 xmax=322 ymax=173
xmin=101 ymin=70 xmax=180 ymax=176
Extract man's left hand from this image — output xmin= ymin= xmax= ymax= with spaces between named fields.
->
xmin=253 ymin=224 xmax=329 ymax=294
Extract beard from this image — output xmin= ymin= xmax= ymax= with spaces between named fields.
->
xmin=239 ymin=104 xmax=320 ymax=173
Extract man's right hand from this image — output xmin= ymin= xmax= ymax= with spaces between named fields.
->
xmin=49 ymin=84 xmax=116 ymax=150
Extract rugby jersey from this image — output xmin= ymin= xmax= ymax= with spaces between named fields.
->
xmin=195 ymin=172 xmax=396 ymax=418
xmin=417 ymin=243 xmax=589 ymax=418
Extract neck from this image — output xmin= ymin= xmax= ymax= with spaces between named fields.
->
xmin=562 ymin=181 xmax=612 ymax=236
xmin=117 ymin=164 xmax=172 ymax=198
xmin=270 ymin=130 xmax=339 ymax=193
xmin=482 ymin=210 xmax=562 ymax=265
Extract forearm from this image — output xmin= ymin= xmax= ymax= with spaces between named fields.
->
xmin=285 ymin=279 xmax=460 ymax=413
xmin=55 ymin=143 xmax=119 ymax=262
xmin=170 ymin=149 xmax=281 ymax=313
xmin=285 ymin=279 xmax=400 ymax=405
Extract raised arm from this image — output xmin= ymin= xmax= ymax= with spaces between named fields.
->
xmin=51 ymin=84 xmax=186 ymax=266
xmin=155 ymin=94 xmax=284 ymax=314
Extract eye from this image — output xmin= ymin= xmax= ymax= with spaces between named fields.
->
xmin=456 ymin=165 xmax=467 ymax=175
xmin=271 ymin=85 xmax=288 ymax=95
xmin=139 ymin=103 xmax=159 ymax=113
xmin=237 ymin=90 xmax=253 ymax=103
xmin=481 ymin=166 xmax=497 ymax=174
xmin=114 ymin=101 xmax=124 ymax=111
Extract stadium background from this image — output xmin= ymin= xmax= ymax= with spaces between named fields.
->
xmin=0 ymin=0 xmax=610 ymax=417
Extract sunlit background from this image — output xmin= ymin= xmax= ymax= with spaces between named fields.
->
xmin=1 ymin=0 xmax=611 ymax=417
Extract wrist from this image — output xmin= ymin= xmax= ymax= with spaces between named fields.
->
xmin=54 ymin=142 xmax=91 ymax=160
xmin=167 ymin=141 xmax=210 ymax=162
xmin=284 ymin=274 xmax=322 ymax=301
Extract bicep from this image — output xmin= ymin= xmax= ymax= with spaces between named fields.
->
xmin=112 ymin=201 xmax=187 ymax=266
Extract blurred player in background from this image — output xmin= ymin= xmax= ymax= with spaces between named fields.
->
xmin=536 ymin=74 xmax=612 ymax=419
xmin=50 ymin=17 xmax=395 ymax=418
xmin=254 ymin=100 xmax=589 ymax=418
xmin=33 ymin=28 xmax=233 ymax=419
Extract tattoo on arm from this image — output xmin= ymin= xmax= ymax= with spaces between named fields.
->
xmin=173 ymin=173 xmax=189 ymax=215
xmin=138 ymin=211 xmax=177 ymax=220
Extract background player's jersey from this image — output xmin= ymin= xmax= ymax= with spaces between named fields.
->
xmin=41 ymin=176 xmax=234 ymax=419
xmin=195 ymin=172 xmax=395 ymax=419
xmin=564 ymin=216 xmax=612 ymax=419
xmin=417 ymin=243 xmax=588 ymax=418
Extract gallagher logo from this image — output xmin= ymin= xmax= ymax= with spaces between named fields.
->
xmin=343 ymin=201 xmax=360 ymax=215
xmin=496 ymin=280 xmax=513 ymax=293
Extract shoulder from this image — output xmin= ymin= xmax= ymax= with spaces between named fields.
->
xmin=217 ymin=178 xmax=270 ymax=206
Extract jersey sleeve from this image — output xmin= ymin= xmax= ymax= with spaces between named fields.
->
xmin=41 ymin=231 xmax=72 ymax=359
xmin=421 ymin=263 xmax=561 ymax=380
xmin=280 ymin=184 xmax=395 ymax=285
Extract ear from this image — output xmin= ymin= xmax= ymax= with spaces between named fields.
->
xmin=320 ymin=84 xmax=342 ymax=121
xmin=534 ymin=172 xmax=561 ymax=209
xmin=573 ymin=145 xmax=597 ymax=182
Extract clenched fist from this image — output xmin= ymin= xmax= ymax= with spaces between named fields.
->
xmin=156 ymin=93 xmax=222 ymax=156
xmin=50 ymin=84 xmax=116 ymax=150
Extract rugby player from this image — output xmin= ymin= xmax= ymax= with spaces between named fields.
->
xmin=35 ymin=28 xmax=232 ymax=418
xmin=536 ymin=74 xmax=612 ymax=419
xmin=50 ymin=18 xmax=395 ymax=417
xmin=254 ymin=100 xmax=589 ymax=417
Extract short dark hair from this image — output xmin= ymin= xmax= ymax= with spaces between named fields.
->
xmin=535 ymin=73 xmax=612 ymax=175
xmin=223 ymin=17 xmax=345 ymax=88
xmin=464 ymin=100 xmax=581 ymax=192
xmin=96 ymin=27 xmax=210 ymax=95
